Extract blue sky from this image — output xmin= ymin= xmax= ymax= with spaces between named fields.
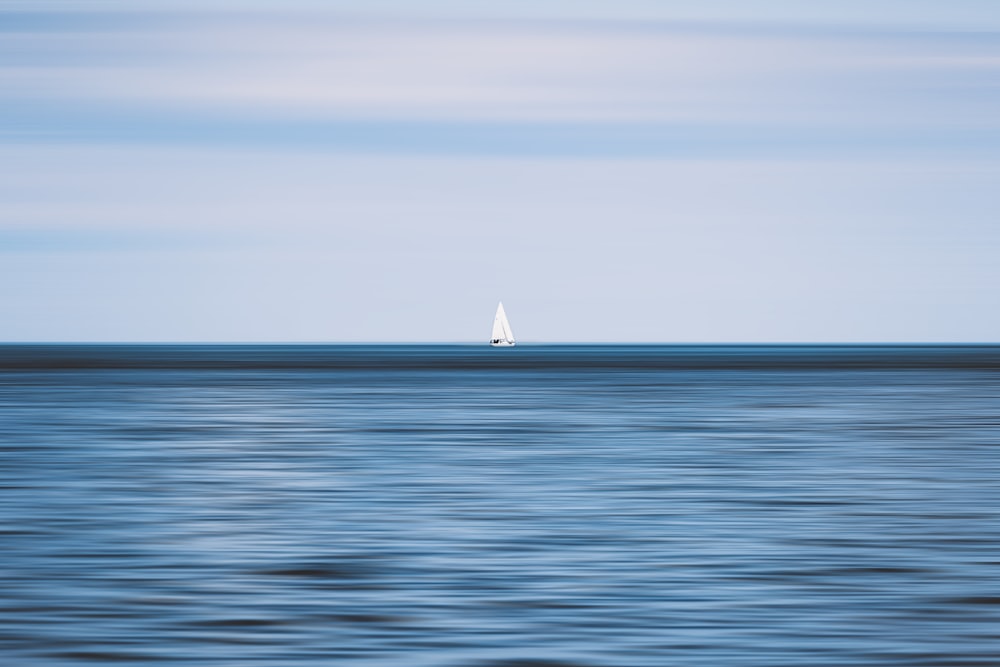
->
xmin=2 ymin=1 xmax=999 ymax=341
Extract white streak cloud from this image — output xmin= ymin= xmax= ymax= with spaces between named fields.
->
xmin=5 ymin=15 xmax=998 ymax=126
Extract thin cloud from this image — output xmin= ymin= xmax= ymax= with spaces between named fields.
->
xmin=4 ymin=14 xmax=998 ymax=128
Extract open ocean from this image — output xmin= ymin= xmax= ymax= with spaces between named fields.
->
xmin=3 ymin=344 xmax=1000 ymax=667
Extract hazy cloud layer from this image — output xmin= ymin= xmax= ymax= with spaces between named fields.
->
xmin=3 ymin=146 xmax=997 ymax=342
xmin=8 ymin=1 xmax=1000 ymax=28
xmin=4 ymin=11 xmax=999 ymax=132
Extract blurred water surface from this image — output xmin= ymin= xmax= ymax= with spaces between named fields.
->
xmin=2 ymin=345 xmax=1000 ymax=666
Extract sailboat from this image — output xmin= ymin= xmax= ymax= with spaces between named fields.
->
xmin=490 ymin=302 xmax=515 ymax=347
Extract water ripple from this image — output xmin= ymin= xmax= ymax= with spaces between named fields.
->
xmin=2 ymin=345 xmax=1000 ymax=665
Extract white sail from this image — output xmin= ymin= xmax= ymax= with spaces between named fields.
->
xmin=490 ymin=302 xmax=515 ymax=346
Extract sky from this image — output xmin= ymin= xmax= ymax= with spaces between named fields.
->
xmin=1 ymin=1 xmax=999 ymax=342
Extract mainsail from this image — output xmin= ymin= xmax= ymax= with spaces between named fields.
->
xmin=490 ymin=302 xmax=515 ymax=346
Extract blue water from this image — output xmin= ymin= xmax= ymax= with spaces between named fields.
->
xmin=3 ymin=345 xmax=1000 ymax=666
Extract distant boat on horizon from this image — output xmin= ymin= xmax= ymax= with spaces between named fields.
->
xmin=490 ymin=302 xmax=515 ymax=347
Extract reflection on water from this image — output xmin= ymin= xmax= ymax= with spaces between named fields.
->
xmin=2 ymin=345 xmax=1000 ymax=666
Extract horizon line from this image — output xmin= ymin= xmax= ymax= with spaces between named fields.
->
xmin=1 ymin=341 xmax=998 ymax=346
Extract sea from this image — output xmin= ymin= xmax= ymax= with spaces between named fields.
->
xmin=2 ymin=344 xmax=1000 ymax=667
